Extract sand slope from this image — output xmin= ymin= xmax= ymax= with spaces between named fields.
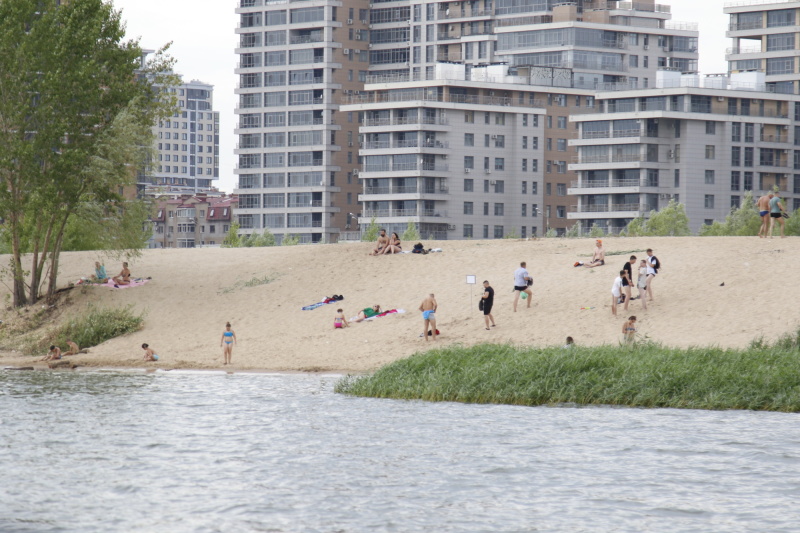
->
xmin=0 ymin=236 xmax=796 ymax=372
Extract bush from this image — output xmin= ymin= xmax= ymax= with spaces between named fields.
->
xmin=281 ymin=234 xmax=300 ymax=246
xmin=699 ymin=191 xmax=761 ymax=236
xmin=564 ymin=224 xmax=581 ymax=238
xmin=221 ymin=223 xmax=241 ymax=248
xmin=588 ymin=225 xmax=605 ymax=238
xmin=401 ymin=220 xmax=421 ymax=241
xmin=361 ymin=217 xmax=380 ymax=242
xmin=28 ymin=305 xmax=144 ymax=354
xmin=623 ymin=199 xmax=691 ymax=237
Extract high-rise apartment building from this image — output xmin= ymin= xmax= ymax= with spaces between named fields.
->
xmin=149 ymin=78 xmax=220 ymax=195
xmin=234 ymin=0 xmax=698 ymax=239
xmin=725 ymin=0 xmax=800 ymax=95
xmin=568 ymin=70 xmax=798 ymax=234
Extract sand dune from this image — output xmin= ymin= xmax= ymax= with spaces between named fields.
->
xmin=0 ymin=236 xmax=796 ymax=372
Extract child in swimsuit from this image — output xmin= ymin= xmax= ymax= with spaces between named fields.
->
xmin=220 ymin=323 xmax=237 ymax=365
xmin=142 ymin=343 xmax=159 ymax=361
xmin=334 ymin=309 xmax=349 ymax=329
xmin=622 ymin=316 xmax=637 ymax=344
xmin=40 ymin=345 xmax=62 ymax=361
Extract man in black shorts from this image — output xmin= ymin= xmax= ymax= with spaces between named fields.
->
xmin=482 ymin=280 xmax=496 ymax=330
xmin=621 ymin=255 xmax=636 ymax=310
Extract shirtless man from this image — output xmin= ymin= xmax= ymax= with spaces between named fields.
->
xmin=419 ymin=293 xmax=438 ymax=341
xmin=584 ymin=239 xmax=605 ymax=268
xmin=112 ymin=262 xmax=131 ymax=286
xmin=757 ymin=193 xmax=774 ymax=238
xmin=369 ymin=229 xmax=389 ymax=256
xmin=64 ymin=340 xmax=80 ymax=356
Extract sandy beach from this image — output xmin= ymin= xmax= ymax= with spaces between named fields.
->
xmin=0 ymin=236 xmax=796 ymax=372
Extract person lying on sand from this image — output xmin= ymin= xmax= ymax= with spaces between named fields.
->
xmin=354 ymin=305 xmax=381 ymax=322
xmin=40 ymin=345 xmax=61 ymax=362
xmin=112 ymin=262 xmax=131 ymax=287
xmin=142 ymin=343 xmax=159 ymax=362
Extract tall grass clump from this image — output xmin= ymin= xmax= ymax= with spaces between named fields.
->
xmin=335 ymin=341 xmax=800 ymax=412
xmin=27 ymin=305 xmax=144 ymax=354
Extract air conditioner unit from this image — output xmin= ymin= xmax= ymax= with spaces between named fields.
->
xmin=355 ymin=34 xmax=362 ymax=40
xmin=663 ymin=47 xmax=670 ymax=52
xmin=361 ymin=19 xmax=368 ymax=24
xmin=643 ymin=44 xmax=649 ymax=50
xmin=783 ymin=149 xmax=790 ymax=154
xmin=464 ymin=168 xmax=471 ymax=173
xmin=717 ymin=96 xmax=725 ymax=102
xmin=667 ymin=150 xmax=674 ymax=159
xmin=447 ymin=224 xmax=456 ymax=230
xmin=353 ymin=169 xmax=359 ymax=175
xmin=368 ymin=43 xmax=373 ymax=48
xmin=348 ymin=141 xmax=353 ymax=146
xmin=489 ymin=180 xmax=497 ymax=185
xmin=347 ymin=18 xmax=353 ymax=24
xmin=484 ymin=169 xmax=491 ymax=174
xmin=343 ymin=48 xmax=350 ymax=55
xmin=441 ymin=154 xmax=448 ymax=159
xmin=659 ymin=193 xmax=671 ymax=199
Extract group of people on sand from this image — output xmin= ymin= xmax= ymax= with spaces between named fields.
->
xmin=609 ymin=248 xmax=659 ymax=317
xmin=757 ymin=192 xmax=788 ymax=238
xmin=138 ymin=322 xmax=238 ymax=365
xmin=91 ymin=261 xmax=132 ymax=287
xmin=39 ymin=340 xmax=83 ymax=361
xmin=369 ymin=229 xmax=402 ymax=255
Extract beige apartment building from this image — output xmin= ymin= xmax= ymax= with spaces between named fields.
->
xmin=149 ymin=194 xmax=238 ymax=248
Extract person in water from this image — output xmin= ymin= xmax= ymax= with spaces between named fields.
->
xmin=220 ymin=322 xmax=237 ymax=365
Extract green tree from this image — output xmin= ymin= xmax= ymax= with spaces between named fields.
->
xmin=699 ymin=191 xmax=761 ymax=236
xmin=785 ymin=209 xmax=800 ymax=236
xmin=282 ymin=234 xmax=300 ymax=246
xmin=361 ymin=217 xmax=380 ymax=242
xmin=251 ymin=229 xmax=276 ymax=247
xmin=623 ymin=199 xmax=691 ymax=237
xmin=564 ymin=223 xmax=581 ymax=238
xmin=222 ymin=223 xmax=241 ymax=248
xmin=401 ymin=220 xmax=421 ymax=241
xmin=588 ymin=224 xmax=605 ymax=238
xmin=0 ymin=0 xmax=175 ymax=306
xmin=503 ymin=228 xmax=520 ymax=239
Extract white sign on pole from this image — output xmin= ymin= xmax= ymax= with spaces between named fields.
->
xmin=466 ymin=275 xmax=477 ymax=285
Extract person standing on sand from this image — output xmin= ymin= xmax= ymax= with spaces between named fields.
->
xmin=513 ymin=261 xmax=533 ymax=312
xmin=622 ymin=316 xmax=637 ymax=343
xmin=369 ymin=229 xmax=389 ymax=256
xmin=584 ymin=240 xmax=605 ymax=268
xmin=645 ymin=249 xmax=659 ymax=302
xmin=481 ymin=280 xmax=496 ymax=330
xmin=220 ymin=322 xmax=237 ymax=365
xmin=768 ymin=194 xmax=787 ymax=239
xmin=757 ymin=193 xmax=774 ymax=238
xmin=611 ymin=270 xmax=624 ymax=317
xmin=419 ymin=293 xmax=437 ymax=341
xmin=621 ymin=255 xmax=637 ymax=310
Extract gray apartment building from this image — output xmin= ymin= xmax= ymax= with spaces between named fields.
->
xmin=233 ymin=0 xmax=698 ymax=239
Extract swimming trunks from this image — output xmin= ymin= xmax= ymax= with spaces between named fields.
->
xmin=770 ymin=212 xmax=782 ymax=218
xmin=153 ymin=355 xmax=159 ymax=361
xmin=760 ymin=210 xmax=769 ymax=216
xmin=422 ymin=310 xmax=435 ymax=320
xmin=513 ymin=285 xmax=527 ymax=292
xmin=483 ymin=303 xmax=493 ymax=316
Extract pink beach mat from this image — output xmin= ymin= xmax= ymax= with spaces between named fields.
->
xmin=100 ymin=278 xmax=150 ymax=289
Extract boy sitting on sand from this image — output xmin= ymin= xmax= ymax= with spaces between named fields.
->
xmin=142 ymin=343 xmax=159 ymax=361
xmin=40 ymin=345 xmax=61 ymax=361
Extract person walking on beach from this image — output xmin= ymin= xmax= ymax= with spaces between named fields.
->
xmin=637 ymin=260 xmax=648 ymax=311
xmin=141 ymin=343 xmax=159 ymax=361
xmin=768 ymin=194 xmax=787 ymax=239
xmin=622 ymin=316 xmax=637 ymax=343
xmin=513 ymin=261 xmax=533 ymax=312
xmin=757 ymin=193 xmax=774 ymax=238
xmin=419 ymin=293 xmax=438 ymax=341
xmin=621 ymin=255 xmax=636 ymax=310
xmin=220 ymin=322 xmax=237 ymax=365
xmin=611 ymin=270 xmax=624 ymax=317
xmin=584 ymin=240 xmax=605 ymax=268
xmin=481 ymin=280 xmax=496 ymax=330
xmin=645 ymin=249 xmax=659 ymax=302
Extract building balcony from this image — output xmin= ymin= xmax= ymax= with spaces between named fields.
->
xmin=359 ymin=185 xmax=449 ymax=201
xmin=361 ymin=209 xmax=449 ymax=220
xmin=567 ymin=203 xmax=648 ymax=220
xmin=361 ymin=163 xmax=449 ymax=175
xmin=567 ymin=178 xmax=660 ymax=195
xmin=361 ymin=140 xmax=449 ymax=150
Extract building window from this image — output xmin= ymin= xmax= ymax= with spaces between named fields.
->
xmin=522 ymin=159 xmax=527 ymax=172
xmin=494 ymin=158 xmax=505 ymax=171
xmin=463 ymin=201 xmax=473 ymax=215
xmin=705 ymin=145 xmax=715 ymax=159
xmin=493 ymin=225 xmax=504 ymax=238
xmin=495 ymin=135 xmax=505 ymax=148
xmin=522 ymin=204 xmax=527 ymax=217
xmin=464 ymin=133 xmax=474 ymax=147
xmin=706 ymin=121 xmax=716 ymax=135
xmin=463 ymin=224 xmax=473 ymax=238
xmin=744 ymin=147 xmax=754 ymax=167
xmin=705 ymin=170 xmax=715 ymax=184
xmin=483 ymin=202 xmax=489 ymax=216
xmin=495 ymin=180 xmax=504 ymax=193
xmin=732 ymin=146 xmax=741 ymax=166
xmin=731 ymin=171 xmax=741 ymax=191
xmin=464 ymin=178 xmax=474 ymax=192
xmin=494 ymin=203 xmax=504 ymax=216
xmin=744 ymin=172 xmax=753 ymax=190
xmin=704 ymin=194 xmax=715 ymax=209
xmin=522 ymin=181 xmax=527 ymax=194
xmin=522 ymin=136 xmax=528 ymax=149
xmin=556 ymin=139 xmax=567 ymax=151
xmin=464 ymin=156 xmax=474 ymax=170
xmin=732 ymin=123 xmax=741 ymax=142
xmin=531 ymin=182 xmax=538 ymax=195
xmin=557 ymin=116 xmax=567 ymax=129
xmin=731 ymin=195 xmax=740 ymax=208
xmin=556 ymin=206 xmax=566 ymax=218
xmin=557 ymin=184 xmax=566 ymax=196
xmin=483 ymin=225 xmax=489 ymax=238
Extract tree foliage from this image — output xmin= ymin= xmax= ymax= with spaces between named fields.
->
xmin=401 ymin=221 xmax=421 ymax=242
xmin=282 ymin=234 xmax=300 ymax=246
xmin=0 ymin=0 xmax=175 ymax=306
xmin=699 ymin=191 xmax=762 ymax=237
xmin=623 ymin=200 xmax=691 ymax=237
xmin=361 ymin=217 xmax=380 ymax=242
xmin=221 ymin=223 xmax=241 ymax=248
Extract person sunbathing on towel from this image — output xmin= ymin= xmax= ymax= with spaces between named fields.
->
xmin=354 ymin=304 xmax=382 ymax=322
xmin=112 ymin=262 xmax=131 ymax=287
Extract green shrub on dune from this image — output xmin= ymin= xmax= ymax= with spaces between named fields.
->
xmin=26 ymin=305 xmax=144 ymax=354
xmin=336 ymin=335 xmax=800 ymax=412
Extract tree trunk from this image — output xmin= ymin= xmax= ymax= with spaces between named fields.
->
xmin=46 ymin=213 xmax=70 ymax=303
xmin=9 ymin=209 xmax=27 ymax=308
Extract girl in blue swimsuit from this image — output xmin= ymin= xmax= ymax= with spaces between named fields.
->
xmin=220 ymin=322 xmax=237 ymax=365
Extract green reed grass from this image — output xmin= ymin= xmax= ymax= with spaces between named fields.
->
xmin=25 ymin=305 xmax=144 ymax=354
xmin=335 ymin=335 xmax=800 ymax=412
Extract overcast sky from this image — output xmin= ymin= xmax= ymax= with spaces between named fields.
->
xmin=111 ymin=0 xmax=731 ymax=193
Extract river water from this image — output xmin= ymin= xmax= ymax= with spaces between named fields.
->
xmin=1 ymin=370 xmax=799 ymax=532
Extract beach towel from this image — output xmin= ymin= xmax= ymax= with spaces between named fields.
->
xmin=351 ymin=309 xmax=405 ymax=322
xmin=100 ymin=278 xmax=150 ymax=289
xmin=302 ymin=295 xmax=344 ymax=311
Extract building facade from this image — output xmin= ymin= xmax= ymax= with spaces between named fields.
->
xmin=725 ymin=0 xmax=800 ymax=95
xmin=149 ymin=194 xmax=238 ymax=248
xmin=148 ymin=79 xmax=220 ymax=195
xmin=233 ymin=0 xmax=699 ymax=239
xmin=568 ymin=71 xmax=800 ymax=234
